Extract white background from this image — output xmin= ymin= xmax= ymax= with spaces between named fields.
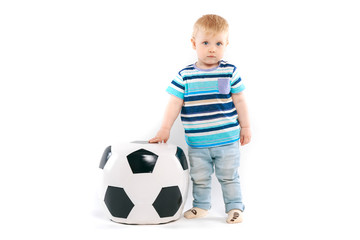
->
xmin=1 ymin=0 xmax=359 ymax=239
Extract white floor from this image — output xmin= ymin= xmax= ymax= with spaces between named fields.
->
xmin=1 ymin=138 xmax=359 ymax=240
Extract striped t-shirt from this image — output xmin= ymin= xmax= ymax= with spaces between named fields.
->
xmin=166 ymin=60 xmax=245 ymax=148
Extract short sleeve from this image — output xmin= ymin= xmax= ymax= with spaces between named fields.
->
xmin=230 ymin=67 xmax=245 ymax=94
xmin=166 ymin=73 xmax=185 ymax=99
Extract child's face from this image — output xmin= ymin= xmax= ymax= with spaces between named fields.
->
xmin=191 ymin=30 xmax=228 ymax=69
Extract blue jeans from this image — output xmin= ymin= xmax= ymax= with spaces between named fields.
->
xmin=188 ymin=141 xmax=245 ymax=213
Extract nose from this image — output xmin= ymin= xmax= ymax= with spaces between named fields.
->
xmin=209 ymin=46 xmax=216 ymax=53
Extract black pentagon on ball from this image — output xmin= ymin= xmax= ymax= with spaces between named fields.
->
xmin=99 ymin=146 xmax=112 ymax=169
xmin=127 ymin=148 xmax=158 ymax=174
xmin=104 ymin=186 xmax=134 ymax=218
xmin=175 ymin=147 xmax=188 ymax=170
xmin=152 ymin=186 xmax=182 ymax=218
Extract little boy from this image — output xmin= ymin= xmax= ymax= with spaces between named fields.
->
xmin=149 ymin=14 xmax=251 ymax=224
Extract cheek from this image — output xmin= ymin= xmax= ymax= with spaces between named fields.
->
xmin=196 ymin=47 xmax=206 ymax=55
xmin=217 ymin=48 xmax=225 ymax=55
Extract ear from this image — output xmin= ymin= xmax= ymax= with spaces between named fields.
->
xmin=191 ymin=38 xmax=196 ymax=50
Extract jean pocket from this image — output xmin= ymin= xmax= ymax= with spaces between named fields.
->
xmin=217 ymin=78 xmax=231 ymax=94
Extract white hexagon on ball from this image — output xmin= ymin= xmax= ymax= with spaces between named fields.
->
xmin=99 ymin=141 xmax=189 ymax=224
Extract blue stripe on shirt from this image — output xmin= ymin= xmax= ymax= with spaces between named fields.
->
xmin=183 ymin=73 xmax=232 ymax=81
xmin=185 ymin=122 xmax=239 ymax=134
xmin=170 ymin=80 xmax=185 ymax=90
xmin=182 ymin=102 xmax=235 ymax=115
xmin=181 ymin=109 xmax=238 ymax=122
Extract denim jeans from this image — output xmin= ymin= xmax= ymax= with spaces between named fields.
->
xmin=188 ymin=141 xmax=245 ymax=213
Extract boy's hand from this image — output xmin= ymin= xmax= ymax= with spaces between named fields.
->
xmin=149 ymin=128 xmax=170 ymax=143
xmin=240 ymin=127 xmax=251 ymax=146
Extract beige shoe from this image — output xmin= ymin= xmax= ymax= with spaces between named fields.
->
xmin=226 ymin=209 xmax=243 ymax=224
xmin=184 ymin=207 xmax=208 ymax=219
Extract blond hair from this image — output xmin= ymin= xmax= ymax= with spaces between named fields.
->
xmin=192 ymin=14 xmax=229 ymax=39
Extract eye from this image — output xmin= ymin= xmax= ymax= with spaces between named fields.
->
xmin=216 ymin=42 xmax=223 ymax=46
xmin=203 ymin=41 xmax=209 ymax=46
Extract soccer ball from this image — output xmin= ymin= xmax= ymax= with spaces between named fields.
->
xmin=98 ymin=141 xmax=189 ymax=224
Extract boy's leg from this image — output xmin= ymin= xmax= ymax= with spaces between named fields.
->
xmin=188 ymin=146 xmax=214 ymax=211
xmin=212 ymin=142 xmax=245 ymax=213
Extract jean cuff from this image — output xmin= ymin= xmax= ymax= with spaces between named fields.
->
xmin=225 ymin=203 xmax=245 ymax=213
xmin=193 ymin=203 xmax=211 ymax=211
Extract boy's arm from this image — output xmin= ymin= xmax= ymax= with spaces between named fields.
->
xmin=149 ymin=95 xmax=183 ymax=143
xmin=232 ymin=91 xmax=252 ymax=146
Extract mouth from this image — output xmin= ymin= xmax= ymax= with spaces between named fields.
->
xmin=207 ymin=56 xmax=216 ymax=58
